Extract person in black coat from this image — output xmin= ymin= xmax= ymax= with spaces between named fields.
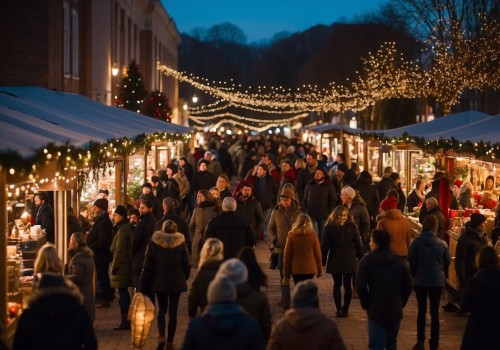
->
xmin=252 ymin=164 xmax=278 ymax=241
xmin=322 ymin=206 xmax=363 ymax=317
xmin=140 ymin=183 xmax=163 ymax=220
xmin=141 ymin=221 xmax=191 ymax=350
xmin=421 ymin=198 xmax=447 ymax=240
xmin=376 ymin=173 xmax=397 ymax=202
xmin=295 ymin=152 xmax=318 ymax=204
xmin=179 ymin=157 xmax=194 ymax=183
xmin=203 ymin=197 xmax=256 ymax=260
xmin=131 ymin=200 xmax=157 ymax=289
xmin=235 ymin=183 xmax=265 ymax=241
xmin=356 ymin=229 xmax=412 ymax=350
xmin=86 ymin=198 xmax=113 ymax=307
xmin=34 ymin=192 xmax=55 ymax=243
xmin=357 ymin=170 xmax=380 ymax=230
xmin=156 ymin=197 xmax=191 ymax=254
xmin=460 ymin=246 xmax=500 ymax=350
xmin=191 ymin=160 xmax=217 ymax=195
xmin=13 ymin=272 xmax=97 ymax=350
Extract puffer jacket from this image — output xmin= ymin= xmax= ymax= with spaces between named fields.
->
xmin=140 ymin=231 xmax=191 ymax=294
xmin=376 ymin=209 xmax=411 ymax=256
xmin=407 ymin=230 xmax=450 ymax=288
xmin=268 ymin=203 xmax=301 ymax=254
xmin=302 ymin=175 xmax=337 ymax=220
xmin=110 ymin=220 xmax=133 ymax=289
xmin=267 ymin=307 xmax=346 ymax=350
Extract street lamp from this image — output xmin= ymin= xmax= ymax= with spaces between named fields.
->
xmin=183 ymin=103 xmax=188 ymax=111
xmin=192 ymin=95 xmax=198 ymax=103
xmin=111 ymin=62 xmax=119 ymax=77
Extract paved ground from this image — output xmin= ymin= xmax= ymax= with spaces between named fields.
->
xmin=95 ymin=240 xmax=467 ymax=350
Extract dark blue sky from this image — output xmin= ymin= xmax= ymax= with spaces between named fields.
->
xmin=163 ymin=0 xmax=388 ymax=42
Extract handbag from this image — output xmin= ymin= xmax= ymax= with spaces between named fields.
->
xmin=269 ymin=252 xmax=279 ymax=270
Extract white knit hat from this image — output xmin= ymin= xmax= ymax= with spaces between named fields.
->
xmin=216 ymin=258 xmax=248 ymax=285
xmin=341 ymin=186 xmax=356 ymax=199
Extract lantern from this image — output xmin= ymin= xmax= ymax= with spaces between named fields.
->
xmin=128 ymin=292 xmax=155 ymax=348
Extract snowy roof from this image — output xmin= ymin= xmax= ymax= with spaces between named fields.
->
xmin=424 ymin=115 xmax=500 ymax=144
xmin=0 ymin=87 xmax=191 ymax=158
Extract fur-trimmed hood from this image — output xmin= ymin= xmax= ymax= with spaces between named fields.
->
xmin=152 ymin=230 xmax=185 ymax=249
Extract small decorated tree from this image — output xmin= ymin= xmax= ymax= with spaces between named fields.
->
xmin=115 ymin=60 xmax=147 ymax=112
xmin=142 ymin=90 xmax=172 ymax=122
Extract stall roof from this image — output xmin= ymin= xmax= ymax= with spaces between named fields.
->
xmin=372 ymin=110 xmax=491 ymax=138
xmin=424 ymin=115 xmax=500 ymax=144
xmin=307 ymin=123 xmax=362 ymax=135
xmin=0 ymin=87 xmax=191 ymax=158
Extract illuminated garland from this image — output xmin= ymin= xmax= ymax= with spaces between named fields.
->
xmin=188 ymin=112 xmax=308 ymax=123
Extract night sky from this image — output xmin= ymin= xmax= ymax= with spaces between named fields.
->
xmin=163 ymin=0 xmax=389 ymax=42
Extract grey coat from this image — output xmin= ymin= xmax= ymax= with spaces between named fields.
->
xmin=189 ymin=201 xmax=220 ymax=266
xmin=67 ymin=246 xmax=95 ymax=322
xmin=268 ymin=203 xmax=301 ymax=254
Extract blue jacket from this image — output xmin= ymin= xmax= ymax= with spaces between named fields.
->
xmin=182 ymin=303 xmax=264 ymax=350
xmin=407 ymin=230 xmax=451 ymax=288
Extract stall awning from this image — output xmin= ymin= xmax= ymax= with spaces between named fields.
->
xmin=0 ymin=87 xmax=191 ymax=158
xmin=307 ymin=123 xmax=362 ymax=135
xmin=423 ymin=115 xmax=500 ymax=144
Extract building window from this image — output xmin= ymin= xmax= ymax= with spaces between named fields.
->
xmin=63 ymin=2 xmax=70 ymax=75
xmin=72 ymin=9 xmax=79 ymax=77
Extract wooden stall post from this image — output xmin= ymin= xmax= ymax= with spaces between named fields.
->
xmin=54 ymin=190 xmax=68 ymax=265
xmin=0 ymin=169 xmax=7 ymax=335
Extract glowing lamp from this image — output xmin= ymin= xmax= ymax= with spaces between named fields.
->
xmin=128 ymin=292 xmax=155 ymax=348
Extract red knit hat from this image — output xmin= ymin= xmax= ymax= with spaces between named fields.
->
xmin=454 ymin=179 xmax=463 ymax=188
xmin=380 ymin=196 xmax=398 ymax=211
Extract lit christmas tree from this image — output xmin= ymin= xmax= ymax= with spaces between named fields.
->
xmin=115 ymin=60 xmax=147 ymax=112
xmin=142 ymin=90 xmax=172 ymax=122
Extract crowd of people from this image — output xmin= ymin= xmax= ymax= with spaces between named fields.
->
xmin=11 ymin=133 xmax=500 ymax=350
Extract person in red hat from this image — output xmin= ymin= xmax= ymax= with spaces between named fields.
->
xmin=453 ymin=179 xmax=463 ymax=201
xmin=376 ymin=196 xmax=411 ymax=257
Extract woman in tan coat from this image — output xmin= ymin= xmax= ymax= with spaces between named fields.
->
xmin=376 ymin=196 xmax=411 ymax=256
xmin=283 ymin=214 xmax=322 ymax=285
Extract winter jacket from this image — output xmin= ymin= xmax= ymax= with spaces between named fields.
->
xmin=268 ymin=204 xmax=301 ymax=254
xmin=77 ymin=214 xmax=92 ymax=234
xmin=455 ymin=225 xmax=488 ymax=284
xmin=418 ymin=179 xmax=460 ymax=223
xmin=407 ymin=230 xmax=450 ymax=288
xmin=208 ymin=159 xmax=223 ymax=179
xmin=358 ymin=182 xmax=380 ymax=220
xmin=190 ymin=170 xmax=216 ymax=195
xmin=236 ymin=283 xmax=272 ymax=342
xmin=376 ymin=176 xmax=397 ymax=201
xmin=295 ymin=164 xmax=318 ymax=203
xmin=356 ymin=248 xmax=412 ymax=324
xmin=156 ymin=212 xmax=192 ymax=253
xmin=174 ymin=173 xmax=190 ymax=199
xmin=67 ymin=246 xmax=96 ymax=322
xmin=131 ymin=212 xmax=157 ymax=286
xmin=302 ymin=176 xmax=337 ymax=220
xmin=87 ymin=212 xmax=113 ymax=266
xmin=253 ymin=174 xmax=278 ymax=210
xmin=283 ymin=229 xmax=322 ymax=277
xmin=109 ymin=221 xmax=133 ymax=289
xmin=182 ymin=302 xmax=264 ymax=350
xmin=406 ymin=190 xmax=423 ymax=212
xmin=347 ymin=196 xmax=371 ymax=249
xmin=376 ymin=209 xmax=411 ymax=256
xmin=35 ymin=203 xmax=55 ymax=243
xmin=188 ymin=260 xmax=222 ymax=317
xmin=140 ymin=231 xmax=191 ymax=294
xmin=422 ymin=206 xmax=447 ymax=240
xmin=189 ymin=201 xmax=220 ymax=266
xmin=140 ymin=192 xmax=163 ymax=220
xmin=267 ymin=307 xmax=346 ymax=350
xmin=236 ymin=195 xmax=265 ymax=239
xmin=460 ymin=266 xmax=500 ymax=350
xmin=321 ymin=222 xmax=363 ymax=274
xmin=203 ymin=212 xmax=256 ymax=260
xmin=13 ymin=282 xmax=97 ymax=350
xmin=162 ymin=177 xmax=181 ymax=203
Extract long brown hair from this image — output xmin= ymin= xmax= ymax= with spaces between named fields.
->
xmin=291 ymin=213 xmax=314 ymax=234
xmin=325 ymin=206 xmax=353 ymax=227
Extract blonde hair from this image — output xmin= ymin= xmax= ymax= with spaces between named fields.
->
xmin=198 ymin=238 xmax=224 ymax=268
xmin=291 ymin=213 xmax=314 ymax=234
xmin=34 ymin=243 xmax=63 ymax=274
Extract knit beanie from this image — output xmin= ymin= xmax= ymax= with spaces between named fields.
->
xmin=216 ymin=258 xmax=248 ymax=285
xmin=93 ymin=198 xmax=108 ymax=212
xmin=341 ymin=186 xmax=356 ymax=199
xmin=280 ymin=186 xmax=296 ymax=200
xmin=207 ymin=276 xmax=237 ymax=304
xmin=221 ymin=197 xmax=237 ymax=212
xmin=469 ymin=213 xmax=487 ymax=229
xmin=380 ymin=196 xmax=398 ymax=211
xmin=337 ymin=163 xmax=348 ymax=173
xmin=166 ymin=163 xmax=178 ymax=174
xmin=114 ymin=205 xmax=128 ymax=219
xmin=291 ymin=280 xmax=319 ymax=308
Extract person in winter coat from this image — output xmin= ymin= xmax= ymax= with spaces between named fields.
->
xmin=252 ymin=163 xmax=278 ymax=241
xmin=235 ymin=182 xmax=265 ymax=240
xmin=321 ymin=206 xmax=363 ymax=317
xmin=191 ymin=159 xmax=217 ymax=196
xmin=78 ymin=206 xmax=92 ymax=234
xmin=216 ymin=259 xmax=272 ymax=343
xmin=295 ymin=153 xmax=318 ymax=204
xmin=140 ymin=221 xmax=191 ymax=350
xmin=179 ymin=157 xmax=194 ymax=183
xmin=407 ymin=215 xmax=451 ymax=350
xmin=67 ymin=207 xmax=82 ymax=241
xmin=189 ymin=189 xmax=220 ymax=266
xmin=283 ymin=214 xmax=322 ymax=286
xmin=140 ymin=182 xmax=163 ymax=220
xmin=302 ymin=168 xmax=337 ymax=241
xmin=357 ymin=170 xmax=380 ymax=229
xmin=376 ymin=172 xmax=398 ymax=202
xmin=420 ymin=197 xmax=447 ymax=240
xmin=356 ymin=229 xmax=412 ymax=350
xmin=163 ymin=164 xmax=182 ymax=204
xmin=459 ymin=184 xmax=475 ymax=209
xmin=268 ymin=186 xmax=301 ymax=309
xmin=460 ymin=246 xmax=500 ymax=350
xmin=182 ymin=276 xmax=264 ymax=350
xmin=216 ymin=175 xmax=232 ymax=200
xmin=131 ymin=199 xmax=157 ymax=289
xmin=109 ymin=205 xmax=133 ymax=330
xmin=156 ymin=197 xmax=191 ymax=254
xmin=341 ymin=186 xmax=371 ymax=252
xmin=278 ymin=160 xmax=297 ymax=195
xmin=455 ymin=213 xmax=489 ymax=291
xmin=13 ymin=272 xmax=97 ymax=350
xmin=34 ymin=191 xmax=55 ymax=243
xmin=188 ymin=238 xmax=224 ymax=318
xmin=205 ymin=151 xmax=223 ymax=179
xmin=376 ymin=196 xmax=411 ymax=257
xmin=203 ymin=197 xmax=256 ymax=260
xmin=267 ymin=280 xmax=346 ymax=350
xmin=66 ymin=232 xmax=96 ymax=324
xmin=87 ymin=198 xmax=113 ymax=307
xmin=407 ymin=180 xmax=426 ymax=213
